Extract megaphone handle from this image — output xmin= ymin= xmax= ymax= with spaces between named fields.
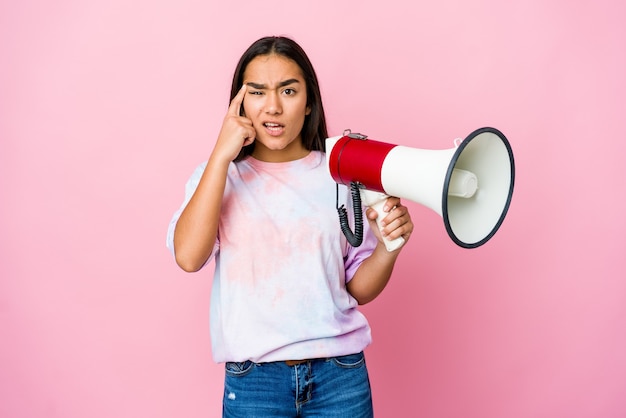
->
xmin=359 ymin=189 xmax=406 ymax=252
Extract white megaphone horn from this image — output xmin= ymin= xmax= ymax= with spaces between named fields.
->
xmin=326 ymin=127 xmax=515 ymax=251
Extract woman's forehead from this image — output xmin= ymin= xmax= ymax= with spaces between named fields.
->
xmin=243 ymin=54 xmax=304 ymax=85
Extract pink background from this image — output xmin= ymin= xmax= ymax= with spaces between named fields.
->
xmin=2 ymin=0 xmax=625 ymax=417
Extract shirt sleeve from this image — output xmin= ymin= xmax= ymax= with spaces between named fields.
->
xmin=166 ymin=162 xmax=217 ymax=264
xmin=343 ymin=206 xmax=378 ymax=283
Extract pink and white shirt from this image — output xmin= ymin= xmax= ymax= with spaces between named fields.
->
xmin=166 ymin=151 xmax=377 ymax=363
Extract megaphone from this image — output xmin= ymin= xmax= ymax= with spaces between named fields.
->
xmin=326 ymin=127 xmax=515 ymax=251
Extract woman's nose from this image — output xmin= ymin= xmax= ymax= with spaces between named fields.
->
xmin=264 ymin=92 xmax=282 ymax=114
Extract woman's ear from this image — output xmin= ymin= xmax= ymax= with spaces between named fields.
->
xmin=305 ymin=105 xmax=311 ymax=116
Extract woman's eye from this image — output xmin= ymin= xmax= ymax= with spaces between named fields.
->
xmin=249 ymin=90 xmax=263 ymax=95
xmin=283 ymin=88 xmax=295 ymax=95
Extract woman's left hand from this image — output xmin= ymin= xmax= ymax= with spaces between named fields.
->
xmin=365 ymin=197 xmax=414 ymax=249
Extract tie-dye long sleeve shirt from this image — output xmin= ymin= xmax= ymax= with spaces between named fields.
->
xmin=167 ymin=151 xmax=378 ymax=363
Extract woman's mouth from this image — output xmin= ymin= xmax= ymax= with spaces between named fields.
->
xmin=263 ymin=122 xmax=284 ymax=136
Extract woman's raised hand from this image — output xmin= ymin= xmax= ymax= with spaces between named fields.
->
xmin=213 ymin=85 xmax=256 ymax=162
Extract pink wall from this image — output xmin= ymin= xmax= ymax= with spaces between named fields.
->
xmin=2 ymin=0 xmax=625 ymax=417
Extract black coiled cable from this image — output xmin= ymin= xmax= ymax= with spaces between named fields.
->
xmin=336 ymin=181 xmax=363 ymax=247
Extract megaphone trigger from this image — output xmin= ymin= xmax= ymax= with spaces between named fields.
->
xmin=360 ymin=189 xmax=406 ymax=252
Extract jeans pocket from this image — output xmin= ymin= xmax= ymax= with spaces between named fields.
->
xmin=331 ymin=352 xmax=365 ymax=369
xmin=225 ymin=360 xmax=255 ymax=377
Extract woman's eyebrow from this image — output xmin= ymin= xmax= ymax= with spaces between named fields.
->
xmin=246 ymin=79 xmax=300 ymax=89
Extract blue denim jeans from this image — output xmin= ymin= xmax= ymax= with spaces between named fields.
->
xmin=223 ymin=352 xmax=373 ymax=417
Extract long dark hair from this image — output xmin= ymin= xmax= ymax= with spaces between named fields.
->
xmin=230 ymin=36 xmax=328 ymax=161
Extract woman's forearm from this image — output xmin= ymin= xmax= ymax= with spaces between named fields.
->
xmin=346 ymin=243 xmax=400 ymax=305
xmin=173 ymin=156 xmax=229 ymax=272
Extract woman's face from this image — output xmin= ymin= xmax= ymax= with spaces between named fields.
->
xmin=242 ymin=54 xmax=311 ymax=162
